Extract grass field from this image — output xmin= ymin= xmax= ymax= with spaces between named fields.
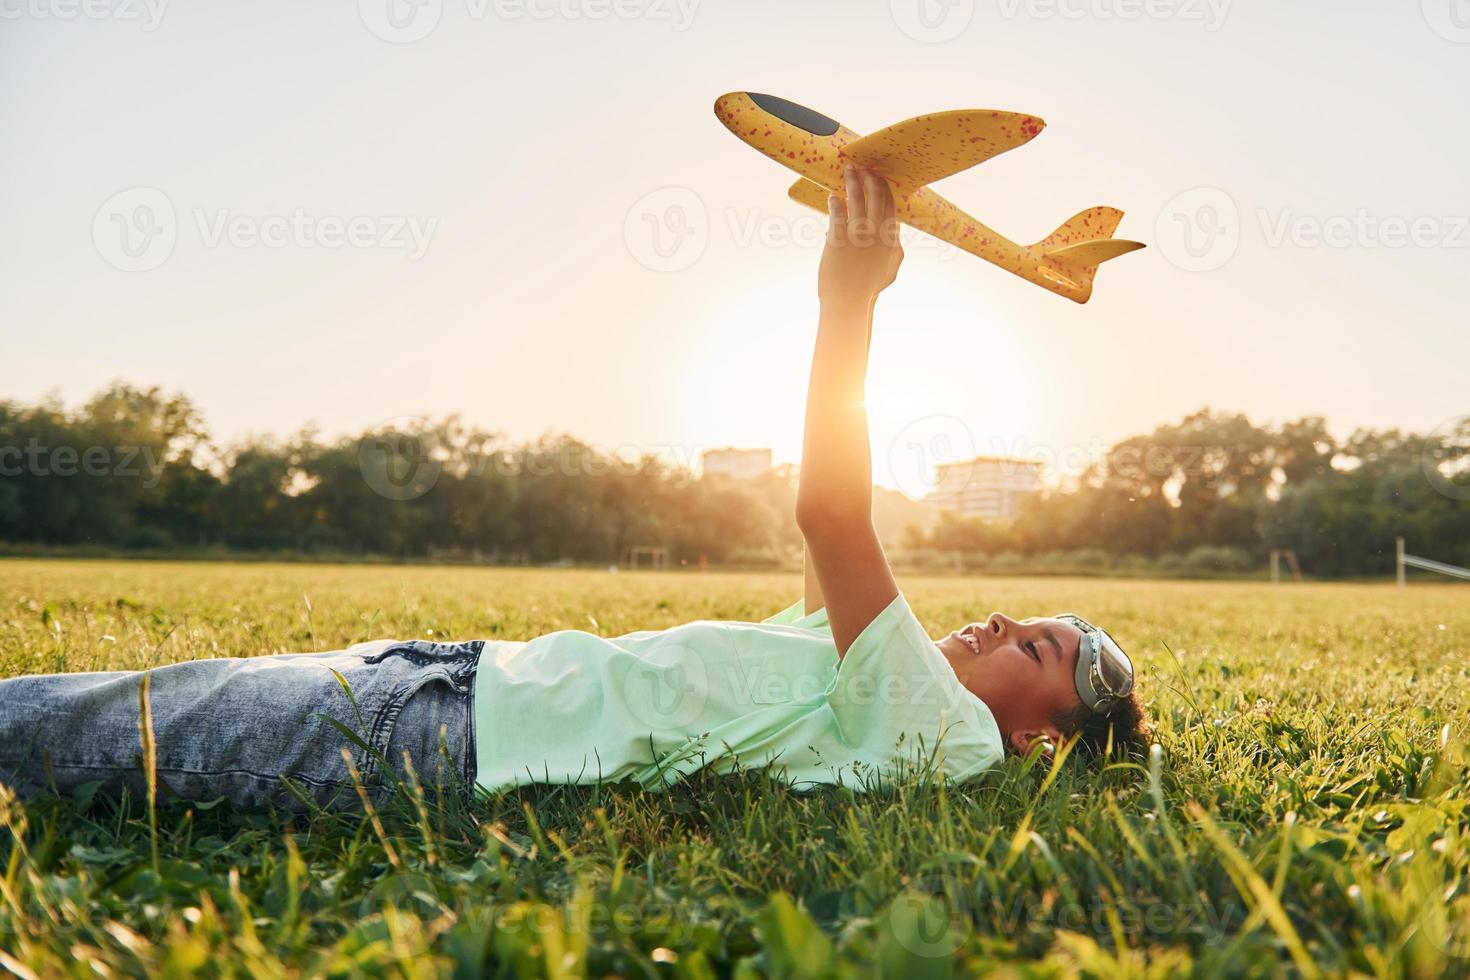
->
xmin=1 ymin=559 xmax=1467 ymax=977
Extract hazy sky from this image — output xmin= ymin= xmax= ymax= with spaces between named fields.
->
xmin=3 ymin=0 xmax=1467 ymax=493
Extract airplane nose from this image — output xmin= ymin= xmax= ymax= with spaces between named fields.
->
xmin=712 ymin=91 xmax=751 ymax=125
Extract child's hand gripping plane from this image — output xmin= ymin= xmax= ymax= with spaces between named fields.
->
xmin=714 ymin=92 xmax=1145 ymax=304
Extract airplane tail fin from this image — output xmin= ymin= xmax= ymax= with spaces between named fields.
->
xmin=1032 ymin=207 xmax=1145 ymax=302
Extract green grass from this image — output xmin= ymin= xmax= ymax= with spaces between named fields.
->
xmin=1 ymin=559 xmax=1467 ymax=977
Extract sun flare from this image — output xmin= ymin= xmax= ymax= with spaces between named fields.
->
xmin=678 ymin=259 xmax=1041 ymax=495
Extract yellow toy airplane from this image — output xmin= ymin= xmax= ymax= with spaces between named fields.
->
xmin=714 ymin=92 xmax=1144 ymax=304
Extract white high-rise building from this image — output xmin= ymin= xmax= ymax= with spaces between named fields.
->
xmin=702 ymin=447 xmax=773 ymax=481
xmin=926 ymin=456 xmax=1043 ymax=520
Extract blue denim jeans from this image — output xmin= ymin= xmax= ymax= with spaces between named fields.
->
xmin=0 ymin=640 xmax=481 ymax=810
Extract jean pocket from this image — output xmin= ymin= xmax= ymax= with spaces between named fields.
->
xmin=364 ymin=640 xmax=482 ymax=688
xmin=359 ymin=641 xmax=482 ymax=791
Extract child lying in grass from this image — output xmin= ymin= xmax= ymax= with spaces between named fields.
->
xmin=0 ymin=168 xmax=1146 ymax=809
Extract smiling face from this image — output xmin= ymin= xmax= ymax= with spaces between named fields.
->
xmin=936 ymin=613 xmax=1087 ymax=757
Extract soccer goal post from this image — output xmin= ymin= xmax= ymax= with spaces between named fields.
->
xmin=623 ymin=545 xmax=669 ymax=571
xmin=1396 ymin=536 xmax=1470 ymax=588
xmin=1269 ymin=549 xmax=1303 ymax=583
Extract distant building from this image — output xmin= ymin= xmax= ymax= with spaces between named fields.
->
xmin=926 ymin=455 xmax=1043 ymax=521
xmin=702 ymin=447 xmax=773 ymax=481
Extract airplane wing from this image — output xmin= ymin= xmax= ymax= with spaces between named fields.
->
xmin=1043 ymin=239 xmax=1146 ymax=267
xmin=787 ymin=178 xmax=830 ymax=213
xmin=841 ymin=110 xmax=1045 ymax=189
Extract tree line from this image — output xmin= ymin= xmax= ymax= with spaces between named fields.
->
xmin=0 ymin=384 xmax=800 ymax=565
xmin=903 ymin=410 xmax=1470 ymax=577
xmin=1 ymin=384 xmax=1465 ymax=577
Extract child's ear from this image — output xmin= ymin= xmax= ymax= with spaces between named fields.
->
xmin=1008 ymin=726 xmax=1062 ymax=759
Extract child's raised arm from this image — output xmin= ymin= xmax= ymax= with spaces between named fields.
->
xmin=796 ymin=166 xmax=905 ymax=656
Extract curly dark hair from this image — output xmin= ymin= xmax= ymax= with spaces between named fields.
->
xmin=1054 ymin=692 xmax=1152 ymax=759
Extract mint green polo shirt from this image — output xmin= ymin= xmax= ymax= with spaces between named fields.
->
xmin=472 ymin=593 xmax=1003 ymax=793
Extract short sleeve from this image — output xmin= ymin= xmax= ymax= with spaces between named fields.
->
xmin=761 ymin=600 xmax=806 ymax=625
xmin=761 ymin=599 xmax=831 ymax=632
xmin=829 ymin=593 xmax=1003 ymax=782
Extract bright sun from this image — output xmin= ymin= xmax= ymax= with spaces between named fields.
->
xmin=678 ymin=256 xmax=1041 ymax=496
